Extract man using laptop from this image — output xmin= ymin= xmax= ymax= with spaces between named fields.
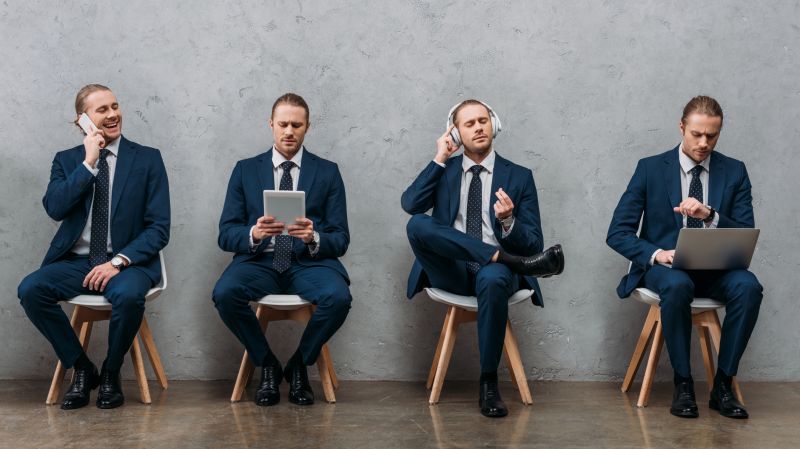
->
xmin=607 ymin=96 xmax=762 ymax=419
xmin=212 ymin=93 xmax=351 ymax=407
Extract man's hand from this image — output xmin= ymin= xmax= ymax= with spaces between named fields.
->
xmin=655 ymin=250 xmax=675 ymax=265
xmin=83 ymin=129 xmax=105 ymax=168
xmin=493 ymin=188 xmax=514 ymax=220
xmin=253 ymin=215 xmax=286 ymax=242
xmin=673 ymin=198 xmax=711 ymax=220
xmin=83 ymin=262 xmax=120 ymax=292
xmin=434 ymin=125 xmax=460 ymax=164
xmin=287 ymin=217 xmax=315 ymax=244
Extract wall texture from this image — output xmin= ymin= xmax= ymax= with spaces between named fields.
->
xmin=1 ymin=1 xmax=798 ymax=381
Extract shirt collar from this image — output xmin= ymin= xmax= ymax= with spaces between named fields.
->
xmin=462 ymin=149 xmax=495 ymax=174
xmin=271 ymin=145 xmax=304 ymax=169
xmin=104 ymin=136 xmax=121 ymax=157
xmin=678 ymin=142 xmax=710 ymax=174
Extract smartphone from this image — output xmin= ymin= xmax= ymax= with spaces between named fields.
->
xmin=78 ymin=113 xmax=98 ymax=135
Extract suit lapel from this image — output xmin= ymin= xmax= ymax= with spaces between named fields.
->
xmin=257 ymin=149 xmax=275 ymax=191
xmin=707 ymin=153 xmax=724 ymax=211
xmin=297 ymin=149 xmax=317 ymax=194
xmin=445 ymin=155 xmax=463 ymax=224
xmin=663 ymin=147 xmax=683 ymax=230
xmin=490 ymin=154 xmax=511 ymax=236
xmin=111 ymin=137 xmax=136 ymax=220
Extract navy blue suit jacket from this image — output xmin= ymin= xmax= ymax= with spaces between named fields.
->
xmin=218 ymin=148 xmax=350 ymax=283
xmin=607 ymin=146 xmax=755 ymax=298
xmin=401 ymin=153 xmax=546 ymax=306
xmin=41 ymin=136 xmax=171 ymax=283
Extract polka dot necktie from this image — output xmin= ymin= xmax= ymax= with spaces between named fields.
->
xmin=687 ymin=165 xmax=704 ymax=228
xmin=466 ymin=165 xmax=484 ymax=274
xmin=89 ymin=148 xmax=111 ymax=267
xmin=272 ymin=161 xmax=296 ymax=273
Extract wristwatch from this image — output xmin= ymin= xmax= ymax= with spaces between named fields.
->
xmin=110 ymin=255 xmax=125 ymax=270
xmin=703 ymin=206 xmax=716 ymax=224
xmin=499 ymin=216 xmax=514 ymax=228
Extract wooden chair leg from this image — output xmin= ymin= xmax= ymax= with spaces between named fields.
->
xmin=695 ymin=314 xmax=716 ymax=392
xmin=47 ymin=306 xmax=83 ymax=405
xmin=429 ymin=307 xmax=459 ymax=405
xmin=503 ymin=320 xmax=533 ymax=405
xmin=139 ymin=317 xmax=168 ymax=389
xmin=322 ymin=345 xmax=338 ymax=390
xmin=231 ymin=305 xmax=270 ymax=402
xmin=130 ymin=336 xmax=151 ymax=404
xmin=637 ymin=318 xmax=664 ymax=407
xmin=622 ymin=306 xmax=659 ymax=392
xmin=317 ymin=346 xmax=336 ymax=403
xmin=706 ymin=311 xmax=744 ymax=404
xmin=427 ymin=307 xmax=451 ymax=390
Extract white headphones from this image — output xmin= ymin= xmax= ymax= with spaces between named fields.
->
xmin=446 ymin=99 xmax=502 ymax=147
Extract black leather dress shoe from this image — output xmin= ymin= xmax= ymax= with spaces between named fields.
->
xmin=255 ymin=362 xmax=282 ymax=407
xmin=505 ymin=244 xmax=565 ymax=278
xmin=670 ymin=381 xmax=699 ymax=418
xmin=710 ymin=381 xmax=748 ymax=419
xmin=479 ymin=381 xmax=508 ymax=418
xmin=96 ymin=368 xmax=124 ymax=409
xmin=284 ymin=362 xmax=314 ymax=406
xmin=61 ymin=363 xmax=100 ymax=410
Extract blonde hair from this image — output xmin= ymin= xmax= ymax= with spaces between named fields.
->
xmin=73 ymin=83 xmax=111 ymax=129
xmin=681 ymin=95 xmax=723 ymax=125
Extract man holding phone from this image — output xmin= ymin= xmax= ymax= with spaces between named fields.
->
xmin=17 ymin=84 xmax=170 ymax=410
xmin=402 ymin=100 xmax=564 ymax=418
xmin=213 ymin=93 xmax=351 ymax=407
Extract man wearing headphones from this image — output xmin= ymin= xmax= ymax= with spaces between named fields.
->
xmin=402 ymin=99 xmax=564 ymax=418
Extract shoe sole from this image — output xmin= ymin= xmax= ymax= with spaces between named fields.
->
xmin=709 ymin=399 xmax=749 ymax=419
xmin=670 ymin=408 xmax=699 ymax=418
xmin=96 ymin=400 xmax=124 ymax=409
xmin=540 ymin=244 xmax=565 ymax=278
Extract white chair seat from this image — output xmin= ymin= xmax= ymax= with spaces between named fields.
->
xmin=67 ymin=287 xmax=164 ymax=310
xmin=631 ymin=287 xmax=724 ymax=312
xmin=256 ymin=294 xmax=311 ymax=310
xmin=425 ymin=288 xmax=534 ymax=312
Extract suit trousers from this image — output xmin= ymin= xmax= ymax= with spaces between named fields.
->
xmin=642 ymin=265 xmax=762 ymax=378
xmin=407 ymin=214 xmax=518 ymax=373
xmin=212 ymin=252 xmax=352 ymax=366
xmin=18 ymin=254 xmax=153 ymax=371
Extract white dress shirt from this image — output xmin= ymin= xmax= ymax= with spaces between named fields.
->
xmin=250 ymin=146 xmax=319 ymax=255
xmin=71 ymin=137 xmax=128 ymax=261
xmin=650 ymin=144 xmax=720 ymax=265
xmin=434 ymin=150 xmax=513 ymax=246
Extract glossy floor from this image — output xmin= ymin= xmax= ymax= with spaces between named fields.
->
xmin=1 ymin=380 xmax=798 ymax=448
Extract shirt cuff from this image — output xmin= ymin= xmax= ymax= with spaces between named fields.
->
xmin=433 ymin=159 xmax=445 ymax=168
xmin=118 ymin=254 xmax=131 ymax=265
xmin=308 ymin=231 xmax=321 ymax=256
xmin=249 ymin=226 xmax=260 ymax=252
xmin=500 ymin=217 xmax=515 ymax=238
xmin=83 ymin=160 xmax=99 ymax=176
xmin=649 ymin=249 xmax=662 ymax=266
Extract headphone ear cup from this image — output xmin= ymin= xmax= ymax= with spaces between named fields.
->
xmin=450 ymin=127 xmax=461 ymax=147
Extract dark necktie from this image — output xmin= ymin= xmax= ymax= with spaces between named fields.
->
xmin=687 ymin=165 xmax=704 ymax=228
xmin=466 ymin=165 xmax=484 ymax=274
xmin=89 ymin=149 xmax=111 ymax=267
xmin=273 ymin=161 xmax=296 ymax=273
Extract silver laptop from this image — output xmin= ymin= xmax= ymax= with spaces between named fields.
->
xmin=671 ymin=228 xmax=760 ymax=270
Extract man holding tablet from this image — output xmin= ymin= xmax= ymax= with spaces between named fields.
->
xmin=607 ymin=96 xmax=762 ymax=419
xmin=213 ymin=93 xmax=351 ymax=407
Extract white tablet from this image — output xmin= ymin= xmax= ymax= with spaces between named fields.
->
xmin=263 ymin=190 xmax=305 ymax=235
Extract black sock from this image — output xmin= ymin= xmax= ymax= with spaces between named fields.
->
xmin=73 ymin=352 xmax=92 ymax=370
xmin=496 ymin=250 xmax=519 ymax=266
xmin=261 ymin=351 xmax=279 ymax=368
xmin=479 ymin=371 xmax=498 ymax=383
xmin=714 ymin=368 xmax=732 ymax=387
xmin=673 ymin=372 xmax=693 ymax=385
xmin=288 ymin=349 xmax=305 ymax=368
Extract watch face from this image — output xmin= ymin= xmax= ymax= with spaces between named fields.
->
xmin=111 ymin=256 xmax=123 ymax=267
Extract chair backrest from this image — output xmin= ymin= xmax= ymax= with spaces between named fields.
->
xmin=144 ymin=250 xmax=167 ymax=301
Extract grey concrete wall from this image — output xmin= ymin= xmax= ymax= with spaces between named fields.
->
xmin=1 ymin=1 xmax=798 ymax=382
